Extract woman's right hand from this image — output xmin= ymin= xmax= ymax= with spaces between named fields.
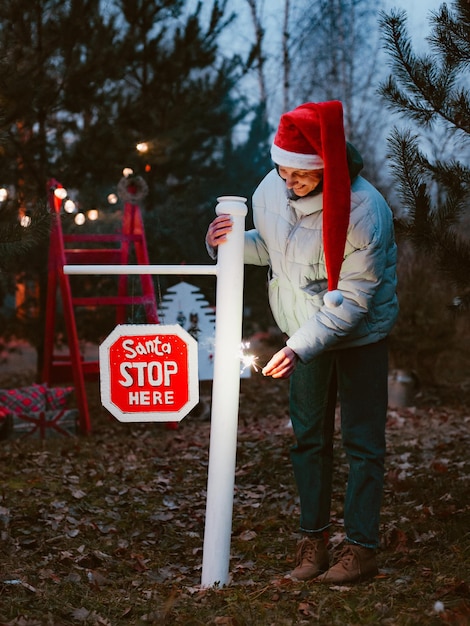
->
xmin=206 ymin=214 xmax=233 ymax=248
xmin=262 ymin=346 xmax=299 ymax=379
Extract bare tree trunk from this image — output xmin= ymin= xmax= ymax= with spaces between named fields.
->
xmin=282 ymin=0 xmax=291 ymax=112
xmin=245 ymin=0 xmax=268 ymax=115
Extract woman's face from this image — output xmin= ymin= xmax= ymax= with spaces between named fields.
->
xmin=278 ymin=166 xmax=324 ymax=197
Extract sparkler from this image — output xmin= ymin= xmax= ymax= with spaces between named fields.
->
xmin=239 ymin=341 xmax=265 ymax=373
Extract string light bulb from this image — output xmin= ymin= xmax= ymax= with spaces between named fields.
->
xmin=20 ymin=214 xmax=31 ymax=227
xmin=54 ymin=187 xmax=67 ymax=200
xmin=63 ymin=199 xmax=76 ymax=213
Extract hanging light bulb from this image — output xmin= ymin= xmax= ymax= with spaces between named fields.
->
xmin=136 ymin=142 xmax=149 ymax=153
xmin=74 ymin=212 xmax=86 ymax=225
xmin=107 ymin=193 xmax=118 ymax=205
xmin=0 ymin=187 xmax=8 ymax=202
xmin=87 ymin=208 xmax=99 ymax=221
xmin=122 ymin=167 xmax=133 ymax=178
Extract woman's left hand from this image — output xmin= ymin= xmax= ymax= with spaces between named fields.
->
xmin=262 ymin=346 xmax=299 ymax=379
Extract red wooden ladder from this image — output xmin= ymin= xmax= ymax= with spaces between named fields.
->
xmin=42 ymin=179 xmax=159 ymax=434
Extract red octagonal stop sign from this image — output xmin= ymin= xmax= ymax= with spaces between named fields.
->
xmin=99 ymin=324 xmax=199 ymax=422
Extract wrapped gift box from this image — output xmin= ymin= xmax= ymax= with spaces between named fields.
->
xmin=0 ymin=384 xmax=78 ymax=439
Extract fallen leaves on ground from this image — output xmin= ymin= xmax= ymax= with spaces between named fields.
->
xmin=0 ymin=373 xmax=469 ymax=625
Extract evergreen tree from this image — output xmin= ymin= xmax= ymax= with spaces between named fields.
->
xmin=224 ymin=103 xmax=273 ymax=201
xmin=0 ymin=0 xmax=272 ymax=340
xmin=0 ymin=0 xmax=250 ymax=228
xmin=379 ymin=0 xmax=470 ymax=310
xmin=0 ymin=0 xmax=119 ymax=348
xmin=108 ymin=0 xmax=251 ymax=271
xmin=0 ymin=0 xmax=122 ymax=205
xmin=0 ymin=116 xmax=50 ymax=339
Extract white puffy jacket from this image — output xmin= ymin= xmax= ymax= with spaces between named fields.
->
xmin=244 ymin=168 xmax=399 ymax=363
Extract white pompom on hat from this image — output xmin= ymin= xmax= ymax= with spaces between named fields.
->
xmin=270 ymin=101 xmax=351 ymax=308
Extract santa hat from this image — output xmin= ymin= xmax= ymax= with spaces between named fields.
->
xmin=271 ymin=101 xmax=350 ymax=308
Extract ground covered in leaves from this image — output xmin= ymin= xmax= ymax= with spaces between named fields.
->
xmin=0 ymin=355 xmax=469 ymax=625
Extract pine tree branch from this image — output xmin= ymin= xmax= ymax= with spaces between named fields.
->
xmin=0 ymin=207 xmax=51 ymax=272
xmin=386 ymin=128 xmax=432 ymax=218
xmin=429 ymin=2 xmax=470 ymax=67
xmin=379 ymin=9 xmax=470 ymax=133
xmin=433 ymin=228 xmax=470 ymax=293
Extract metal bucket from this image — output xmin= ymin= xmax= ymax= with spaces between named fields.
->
xmin=388 ymin=369 xmax=418 ymax=407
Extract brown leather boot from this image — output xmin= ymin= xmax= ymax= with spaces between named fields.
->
xmin=290 ymin=536 xmax=329 ymax=581
xmin=316 ymin=543 xmax=378 ymax=584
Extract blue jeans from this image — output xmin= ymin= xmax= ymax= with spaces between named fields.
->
xmin=289 ymin=339 xmax=388 ymax=549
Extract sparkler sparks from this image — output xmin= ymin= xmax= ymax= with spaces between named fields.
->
xmin=239 ymin=342 xmax=262 ymax=373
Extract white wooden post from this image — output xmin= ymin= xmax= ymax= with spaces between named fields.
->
xmin=201 ymin=196 xmax=247 ymax=587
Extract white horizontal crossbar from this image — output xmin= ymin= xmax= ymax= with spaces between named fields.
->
xmin=63 ymin=264 xmax=218 ymax=276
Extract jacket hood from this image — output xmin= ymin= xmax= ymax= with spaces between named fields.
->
xmin=346 ymin=142 xmax=364 ymax=182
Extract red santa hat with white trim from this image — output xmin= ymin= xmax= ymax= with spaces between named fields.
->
xmin=271 ymin=100 xmax=351 ymax=308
